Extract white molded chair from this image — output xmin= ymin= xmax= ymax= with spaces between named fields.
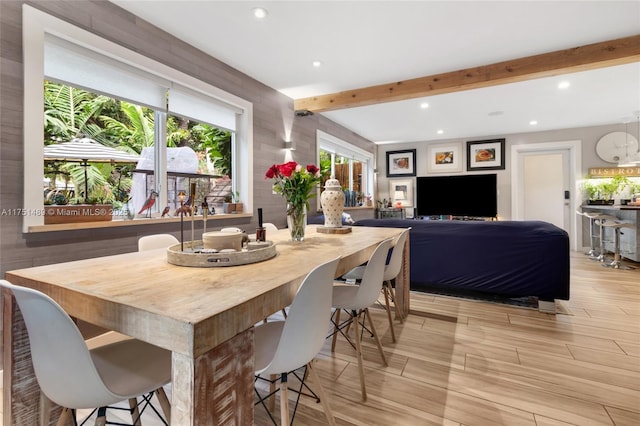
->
xmin=263 ymin=222 xmax=279 ymax=232
xmin=0 ymin=280 xmax=171 ymax=426
xmin=138 ymin=233 xmax=179 ymax=251
xmin=254 ymin=256 xmax=340 ymax=426
xmin=221 ymin=227 xmax=243 ymax=233
xmin=331 ymin=239 xmax=393 ymax=402
xmin=342 ymin=228 xmax=409 ymax=342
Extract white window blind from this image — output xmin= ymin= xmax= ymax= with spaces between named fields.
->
xmin=44 ymin=34 xmax=169 ymax=110
xmin=319 ymin=138 xmax=371 ymax=163
xmin=168 ymin=84 xmax=240 ymax=132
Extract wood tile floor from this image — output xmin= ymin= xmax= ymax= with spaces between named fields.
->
xmin=2 ymin=251 xmax=639 ymax=425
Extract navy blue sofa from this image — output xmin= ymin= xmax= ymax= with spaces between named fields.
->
xmin=355 ymin=218 xmax=570 ymax=302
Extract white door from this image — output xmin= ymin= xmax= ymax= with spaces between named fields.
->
xmin=523 ymin=152 xmax=568 ymax=227
xmin=512 ymin=141 xmax=581 ymax=251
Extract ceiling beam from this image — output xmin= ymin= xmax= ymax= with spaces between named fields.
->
xmin=294 ymin=34 xmax=640 ymax=114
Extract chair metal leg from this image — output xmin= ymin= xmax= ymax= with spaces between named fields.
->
xmin=307 ymin=360 xmax=336 ymax=426
xmin=586 ymin=217 xmax=599 ymax=258
xmin=603 ymin=227 xmax=636 ymax=270
xmin=596 ymin=220 xmax=608 ymax=262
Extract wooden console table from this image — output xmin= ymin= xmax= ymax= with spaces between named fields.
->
xmin=3 ymin=225 xmax=406 ymax=425
xmin=377 ymin=208 xmax=405 ymax=219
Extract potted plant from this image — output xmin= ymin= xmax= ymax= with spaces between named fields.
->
xmin=595 ymin=180 xmax=617 ymax=204
xmin=630 ymin=181 xmax=640 ymax=203
xmin=222 ymin=191 xmax=242 ymax=213
xmin=582 ymin=181 xmax=599 ymax=203
xmin=585 ymin=174 xmax=631 ymax=205
xmin=232 ymin=191 xmax=243 ymax=213
xmin=44 ymin=185 xmax=114 ymax=224
xmin=610 ymin=174 xmax=632 ymax=204
xmin=223 ymin=195 xmax=235 ymax=213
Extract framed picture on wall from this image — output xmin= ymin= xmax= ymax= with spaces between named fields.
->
xmin=467 ymin=138 xmax=505 ymax=171
xmin=389 ymin=179 xmax=413 ymax=207
xmin=386 ymin=149 xmax=416 ymax=177
xmin=427 ymin=143 xmax=462 ymax=173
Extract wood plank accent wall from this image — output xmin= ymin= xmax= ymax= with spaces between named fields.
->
xmin=0 ymin=0 xmax=375 ymax=365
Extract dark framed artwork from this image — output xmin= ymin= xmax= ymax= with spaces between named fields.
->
xmin=386 ymin=149 xmax=416 ymax=177
xmin=466 ymin=139 xmax=505 ymax=171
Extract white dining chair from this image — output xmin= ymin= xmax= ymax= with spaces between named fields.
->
xmin=263 ymin=222 xmax=279 ymax=232
xmin=254 ymin=256 xmax=340 ymax=426
xmin=0 ymin=279 xmax=171 ymax=426
xmin=221 ymin=227 xmax=243 ymax=233
xmin=342 ymin=228 xmax=410 ymax=342
xmin=138 ymin=233 xmax=179 ymax=251
xmin=331 ymin=238 xmax=392 ymax=402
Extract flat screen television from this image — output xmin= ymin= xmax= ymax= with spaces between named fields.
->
xmin=416 ymin=174 xmax=497 ymax=218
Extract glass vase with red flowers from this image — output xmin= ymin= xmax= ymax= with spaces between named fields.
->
xmin=265 ymin=161 xmax=322 ymax=242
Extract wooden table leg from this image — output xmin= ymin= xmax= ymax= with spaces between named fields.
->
xmin=394 ymin=233 xmax=411 ymax=318
xmin=3 ymin=289 xmax=62 ymax=425
xmin=170 ymin=328 xmax=255 ymax=425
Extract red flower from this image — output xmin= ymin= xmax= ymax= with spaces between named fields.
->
xmin=265 ymin=161 xmax=323 ymax=213
xmin=265 ymin=164 xmax=278 ymax=179
xmin=306 ymin=164 xmax=319 ymax=175
xmin=278 ymin=161 xmax=297 ymax=177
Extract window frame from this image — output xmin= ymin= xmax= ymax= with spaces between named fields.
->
xmin=23 ymin=5 xmax=253 ymax=232
xmin=316 ymin=130 xmax=374 ymax=209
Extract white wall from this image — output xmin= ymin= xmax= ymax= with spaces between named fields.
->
xmin=376 ymin=122 xmax=638 ymax=219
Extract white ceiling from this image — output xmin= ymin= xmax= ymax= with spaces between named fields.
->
xmin=111 ymin=0 xmax=640 ymax=144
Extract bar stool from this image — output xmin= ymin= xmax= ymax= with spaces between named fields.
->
xmin=576 ymin=210 xmax=601 ymax=258
xmin=594 ymin=214 xmax=618 ymax=262
xmin=600 ymin=221 xmax=636 ymax=270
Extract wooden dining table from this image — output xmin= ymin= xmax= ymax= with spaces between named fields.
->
xmin=3 ymin=225 xmax=408 ymax=425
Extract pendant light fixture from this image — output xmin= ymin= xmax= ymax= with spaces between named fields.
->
xmin=632 ymin=112 xmax=640 ymax=164
xmin=618 ymin=113 xmax=640 ymax=166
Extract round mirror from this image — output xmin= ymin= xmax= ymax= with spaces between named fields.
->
xmin=595 ymin=131 xmax=639 ymax=163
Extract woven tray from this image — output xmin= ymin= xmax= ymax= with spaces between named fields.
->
xmin=167 ymin=240 xmax=277 ymax=267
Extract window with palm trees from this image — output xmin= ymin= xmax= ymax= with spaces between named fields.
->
xmin=24 ymin=7 xmax=252 ymax=231
xmin=43 ymin=81 xmax=233 ymax=219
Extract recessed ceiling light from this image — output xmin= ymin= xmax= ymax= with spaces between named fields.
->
xmin=420 ymin=102 xmax=429 ymax=109
xmin=529 ymin=120 xmax=538 ymax=126
xmin=252 ymin=7 xmax=268 ymax=19
xmin=312 ymin=60 xmax=322 ymax=68
xmin=557 ymin=81 xmax=570 ymax=90
xmin=437 ymin=129 xmax=444 ymax=135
